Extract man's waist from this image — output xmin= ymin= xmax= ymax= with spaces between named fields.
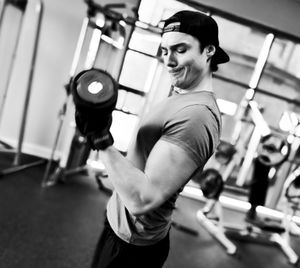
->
xmin=106 ymin=196 xmax=172 ymax=245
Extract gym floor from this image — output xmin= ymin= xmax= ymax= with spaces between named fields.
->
xmin=0 ymin=154 xmax=299 ymax=268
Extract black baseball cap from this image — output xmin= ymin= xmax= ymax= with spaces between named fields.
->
xmin=162 ymin=10 xmax=230 ymax=64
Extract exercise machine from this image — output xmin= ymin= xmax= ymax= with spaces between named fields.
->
xmin=195 ymin=101 xmax=299 ymax=264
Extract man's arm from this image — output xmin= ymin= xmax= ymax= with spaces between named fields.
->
xmin=100 ymin=139 xmax=198 ymax=216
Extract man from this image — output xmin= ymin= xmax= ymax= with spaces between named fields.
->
xmin=88 ymin=10 xmax=230 ymax=268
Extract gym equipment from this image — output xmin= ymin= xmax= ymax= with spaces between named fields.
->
xmin=42 ymin=0 xmax=161 ymax=187
xmin=0 ymin=1 xmax=6 ymax=28
xmin=0 ymin=0 xmax=27 ymax=131
xmin=215 ymin=141 xmax=236 ymax=165
xmin=0 ymin=1 xmax=27 ymax=33
xmin=215 ymin=34 xmax=275 ymax=186
xmin=230 ymin=34 xmax=275 ymax=145
xmin=257 ymin=132 xmax=290 ymax=167
xmin=191 ymin=167 xmax=237 ymax=254
xmin=196 ymin=163 xmax=299 ymax=264
xmin=214 ymin=99 xmax=289 ymax=189
xmin=0 ymin=0 xmax=45 ymax=177
xmin=247 ymin=130 xmax=290 ymax=212
xmin=41 ymin=4 xmax=107 ymax=187
xmin=71 ymin=68 xmax=118 ymax=150
xmin=284 ymin=166 xmax=300 ymax=202
xmin=265 ymin=111 xmax=300 ymax=209
xmin=193 ymin=31 xmax=299 ymax=264
xmin=196 ymin=123 xmax=295 ymax=264
xmin=41 ymin=10 xmax=91 ymax=187
xmin=192 ymin=168 xmax=224 ymax=200
xmin=203 ymin=100 xmax=291 ymax=238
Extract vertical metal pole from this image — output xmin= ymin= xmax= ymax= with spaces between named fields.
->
xmin=234 ymin=33 xmax=275 ymax=186
xmin=69 ymin=17 xmax=90 ymax=78
xmin=42 ymin=16 xmax=90 ymax=186
xmin=0 ymin=9 xmax=25 ymax=128
xmin=13 ymin=0 xmax=43 ymax=165
xmin=84 ymin=15 xmax=103 ymax=69
xmin=231 ymin=33 xmax=275 ymax=145
xmin=0 ymin=0 xmax=7 ymax=33
xmin=248 ymin=33 xmax=275 ymax=90
xmin=55 ymin=17 xmax=103 ymax=170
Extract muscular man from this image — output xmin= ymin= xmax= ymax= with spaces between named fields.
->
xmin=89 ymin=10 xmax=230 ymax=268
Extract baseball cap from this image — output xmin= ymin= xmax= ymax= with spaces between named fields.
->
xmin=162 ymin=10 xmax=230 ymax=64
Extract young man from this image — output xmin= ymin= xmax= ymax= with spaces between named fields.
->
xmin=90 ymin=10 xmax=230 ymax=268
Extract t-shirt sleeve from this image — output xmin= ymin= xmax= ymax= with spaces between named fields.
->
xmin=160 ymin=105 xmax=220 ymax=166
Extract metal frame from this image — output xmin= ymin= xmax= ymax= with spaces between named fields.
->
xmin=41 ymin=16 xmax=91 ymax=187
xmin=42 ymin=2 xmax=130 ymax=186
xmin=0 ymin=0 xmax=45 ymax=177
xmin=211 ymin=33 xmax=274 ymax=187
xmin=0 ymin=0 xmax=8 ymax=35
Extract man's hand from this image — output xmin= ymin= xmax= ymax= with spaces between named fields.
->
xmin=75 ymin=110 xmax=113 ymax=150
xmin=87 ymin=129 xmax=114 ymax=150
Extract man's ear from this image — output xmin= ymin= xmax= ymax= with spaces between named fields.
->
xmin=206 ymin=45 xmax=216 ymax=59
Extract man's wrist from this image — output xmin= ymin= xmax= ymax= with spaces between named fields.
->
xmin=98 ymin=144 xmax=114 ymax=151
xmin=88 ymin=131 xmax=114 ymax=151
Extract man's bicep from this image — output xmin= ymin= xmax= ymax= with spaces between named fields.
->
xmin=144 ymin=139 xmax=198 ymax=205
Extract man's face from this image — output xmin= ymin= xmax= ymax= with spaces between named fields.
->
xmin=161 ymin=32 xmax=210 ymax=90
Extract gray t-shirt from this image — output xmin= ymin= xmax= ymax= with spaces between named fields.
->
xmin=107 ymin=91 xmax=221 ymax=245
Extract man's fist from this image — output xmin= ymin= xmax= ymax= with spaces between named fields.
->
xmin=75 ymin=111 xmax=114 ymax=150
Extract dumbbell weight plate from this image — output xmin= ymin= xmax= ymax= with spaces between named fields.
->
xmin=74 ymin=69 xmax=117 ymax=106
xmin=257 ymin=133 xmax=290 ymax=167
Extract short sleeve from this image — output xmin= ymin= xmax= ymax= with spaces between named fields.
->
xmin=161 ymin=105 xmax=220 ymax=166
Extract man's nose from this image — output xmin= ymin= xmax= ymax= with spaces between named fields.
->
xmin=164 ymin=52 xmax=177 ymax=67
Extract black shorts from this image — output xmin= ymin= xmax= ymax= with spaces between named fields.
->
xmin=91 ymin=218 xmax=170 ymax=268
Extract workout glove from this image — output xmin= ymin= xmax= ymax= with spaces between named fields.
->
xmin=75 ymin=110 xmax=114 ymax=150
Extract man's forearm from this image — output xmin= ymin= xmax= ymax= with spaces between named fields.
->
xmin=100 ymin=146 xmax=157 ymax=215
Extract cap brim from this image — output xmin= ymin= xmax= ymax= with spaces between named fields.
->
xmin=214 ymin=47 xmax=230 ymax=64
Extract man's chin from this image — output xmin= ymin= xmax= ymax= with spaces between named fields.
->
xmin=172 ymin=80 xmax=187 ymax=89
xmin=171 ymin=78 xmax=180 ymax=86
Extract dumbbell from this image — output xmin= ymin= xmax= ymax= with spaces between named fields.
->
xmin=257 ymin=133 xmax=290 ymax=167
xmin=71 ymin=68 xmax=118 ymax=150
xmin=72 ymin=68 xmax=118 ymax=111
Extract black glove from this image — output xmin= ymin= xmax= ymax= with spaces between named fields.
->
xmin=87 ymin=129 xmax=114 ymax=151
xmin=75 ymin=110 xmax=114 ymax=150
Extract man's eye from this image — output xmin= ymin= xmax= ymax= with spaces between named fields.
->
xmin=176 ymin=47 xmax=186 ymax=53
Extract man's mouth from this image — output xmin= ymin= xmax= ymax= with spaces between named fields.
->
xmin=169 ymin=67 xmax=184 ymax=76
